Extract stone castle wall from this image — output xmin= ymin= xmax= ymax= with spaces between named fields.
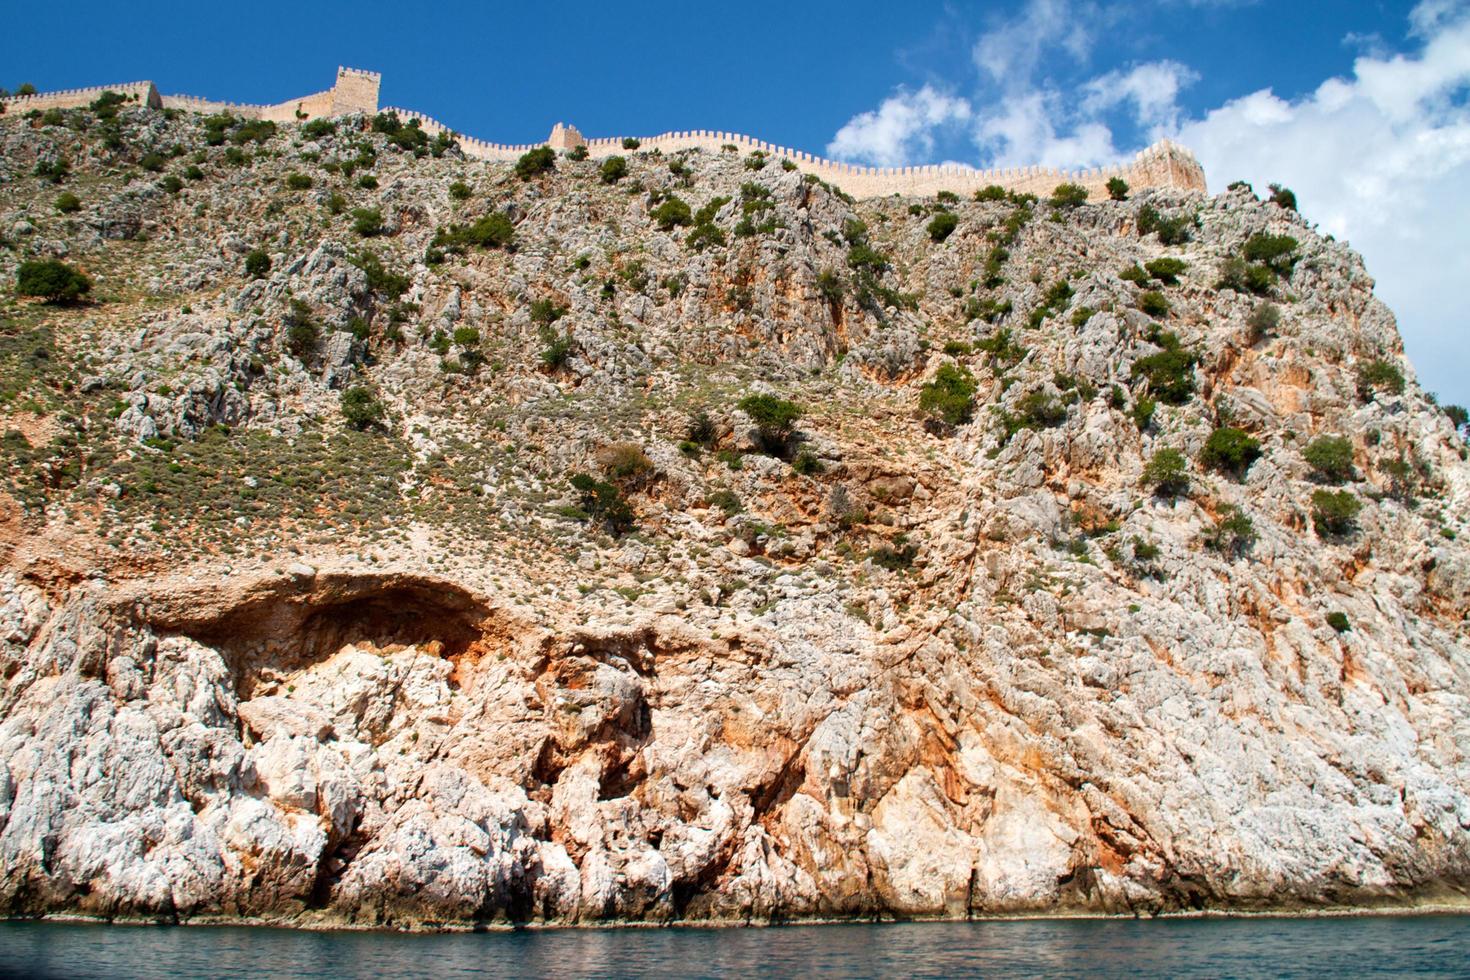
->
xmin=0 ymin=80 xmax=160 ymax=114
xmin=2 ymin=68 xmax=1205 ymax=200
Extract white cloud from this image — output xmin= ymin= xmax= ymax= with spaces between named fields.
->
xmin=972 ymin=0 xmax=1097 ymax=88
xmin=826 ymin=86 xmax=972 ymax=167
xmin=1174 ymin=4 xmax=1470 ymax=402
xmin=823 ymin=0 xmax=1470 ymax=404
xmin=1081 ymin=60 xmax=1200 ymax=128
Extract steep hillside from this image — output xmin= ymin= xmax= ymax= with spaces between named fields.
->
xmin=1 ymin=102 xmax=1468 ymax=928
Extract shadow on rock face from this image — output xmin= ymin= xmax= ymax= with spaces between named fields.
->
xmin=130 ymin=571 xmax=495 ymax=699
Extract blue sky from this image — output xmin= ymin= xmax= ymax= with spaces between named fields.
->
xmin=7 ymin=1 xmax=1469 ymax=407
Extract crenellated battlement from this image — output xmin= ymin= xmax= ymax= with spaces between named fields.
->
xmin=1 ymin=68 xmax=1206 ymax=200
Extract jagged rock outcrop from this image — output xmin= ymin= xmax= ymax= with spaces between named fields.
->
xmin=0 ymin=102 xmax=1468 ymax=928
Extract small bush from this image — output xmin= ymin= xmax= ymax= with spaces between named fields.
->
xmin=1106 ymin=177 xmax=1129 ymax=201
xmin=352 ymin=250 xmax=410 ymax=297
xmin=1303 ymin=436 xmax=1355 ymax=483
xmin=598 ymin=442 xmax=655 ymax=486
xmin=340 ymin=387 xmax=385 ymax=430
xmin=245 ymin=249 xmax=271 ymax=279
xmin=54 ymin=191 xmax=81 ymax=214
xmin=600 ymin=155 xmax=628 ymax=183
xmin=927 ymin=211 xmax=958 ymax=242
xmin=285 ymin=172 xmax=312 ymax=190
xmin=433 ymin=213 xmax=515 ymax=252
xmin=686 ymin=411 xmax=718 ymax=447
xmin=351 ymin=207 xmax=385 ymax=237
xmin=530 ymin=298 xmax=567 ymax=324
xmin=1119 ymin=264 xmax=1149 ymax=285
xmin=33 ymin=158 xmax=70 ymax=184
xmin=1243 ymin=233 xmax=1299 ymax=271
xmin=622 ymin=137 xmax=641 ymax=150
xmin=792 ymin=451 xmax=824 ymax=475
xmin=651 ymin=196 xmax=693 ymax=230
xmin=357 ymin=174 xmax=378 ymax=190
xmin=1145 ymin=257 xmax=1187 ymax=285
xmin=1138 ymin=290 xmax=1170 ymax=318
xmin=160 ymin=175 xmax=183 ymax=194
xmin=1311 ymin=489 xmax=1362 ymax=537
xmin=1446 ymin=404 xmax=1468 ymax=430
xmin=285 ymin=300 xmax=319 ymax=357
xmin=139 ymin=152 xmax=167 ymax=173
xmin=1325 ymin=611 xmax=1350 ymax=633
xmin=301 ymin=118 xmax=336 ymax=140
xmin=16 ymin=259 xmax=92 ymax=303
xmin=738 ymin=394 xmax=802 ymax=456
xmin=448 ymin=180 xmax=472 ymax=200
xmin=870 ymin=535 xmax=918 ymax=571
xmin=1049 ymin=183 xmax=1088 ymax=208
xmin=1268 ymin=183 xmax=1298 ymax=211
xmin=1356 ymin=359 xmax=1405 ymax=400
xmin=1131 ymin=333 xmax=1198 ymax=405
xmin=567 ymin=145 xmax=589 ymax=161
xmin=1142 ymin=448 xmax=1189 ymax=497
xmin=540 ymin=334 xmax=573 ymax=370
xmin=1205 ymin=504 xmax=1256 ymax=558
xmin=816 ymin=269 xmax=844 ymax=304
xmin=975 ymin=185 xmax=1008 ymax=202
xmin=919 ymin=363 xmax=977 ymax=426
xmin=1137 ymin=204 xmax=1193 ymax=244
xmin=514 ymin=146 xmax=556 ymax=179
xmin=1245 ymin=302 xmax=1280 ymax=343
xmin=569 ymin=473 xmax=635 ymax=534
xmin=1200 ymin=426 xmax=1261 ymax=477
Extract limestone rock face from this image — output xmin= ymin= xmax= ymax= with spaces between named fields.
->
xmin=0 ymin=104 xmax=1468 ymax=927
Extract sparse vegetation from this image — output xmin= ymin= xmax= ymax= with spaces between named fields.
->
xmin=919 ymin=363 xmax=977 ymax=427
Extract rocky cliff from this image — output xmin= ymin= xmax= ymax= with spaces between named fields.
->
xmin=1 ymin=102 xmax=1468 ymax=928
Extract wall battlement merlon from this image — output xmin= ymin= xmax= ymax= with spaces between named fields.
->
xmin=1 ymin=68 xmax=1206 ymax=199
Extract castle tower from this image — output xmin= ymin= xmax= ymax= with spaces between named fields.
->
xmin=331 ymin=67 xmax=381 ymax=116
xmin=548 ymin=122 xmax=585 ymax=150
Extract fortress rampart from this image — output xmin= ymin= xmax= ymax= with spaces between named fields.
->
xmin=2 ymin=68 xmax=1206 ymax=201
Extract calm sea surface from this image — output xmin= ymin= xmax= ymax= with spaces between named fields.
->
xmin=2 ymin=914 xmax=1468 ymax=979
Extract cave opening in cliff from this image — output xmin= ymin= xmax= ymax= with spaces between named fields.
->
xmin=147 ymin=573 xmax=496 ymax=699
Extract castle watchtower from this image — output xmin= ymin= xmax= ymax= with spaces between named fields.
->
xmin=332 ymin=67 xmax=381 ymax=116
xmin=548 ymin=122 xmax=586 ymax=151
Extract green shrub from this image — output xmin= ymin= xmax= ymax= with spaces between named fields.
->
xmin=846 ymin=243 xmax=889 ymax=273
xmin=651 ymin=196 xmax=692 ymax=230
xmin=530 ymin=298 xmax=567 ymax=324
xmin=567 ymin=145 xmax=589 ymax=161
xmin=1138 ymin=290 xmax=1170 ymax=318
xmin=927 ymin=211 xmax=958 ymax=242
xmin=1246 ymin=302 xmax=1280 ymax=342
xmin=285 ymin=172 xmax=312 ymax=190
xmin=452 ymin=326 xmax=481 ymax=347
xmin=919 ymin=363 xmax=977 ymax=426
xmin=183 ymin=165 xmax=204 ymax=180
xmin=352 ymin=250 xmax=410 ymax=296
xmin=1119 ymin=264 xmax=1149 ymax=285
xmin=33 ymin=158 xmax=70 ymax=184
xmin=340 ymin=387 xmax=385 ymax=430
xmin=1106 ymin=177 xmax=1129 ymax=201
xmin=1243 ymin=233 xmax=1299 ymax=271
xmin=598 ymin=442 xmax=655 ymax=486
xmin=54 ymin=191 xmax=81 ymax=214
xmin=738 ymin=394 xmax=802 ymax=456
xmin=569 ymin=473 xmax=635 ymax=534
xmin=433 ymin=213 xmax=515 ymax=252
xmin=139 ymin=152 xmax=166 ymax=173
xmin=1356 ymin=359 xmax=1405 ymax=400
xmin=357 ymin=174 xmax=378 ymax=190
xmin=1049 ymin=183 xmax=1088 ymax=207
xmin=792 ymin=451 xmax=824 ymax=475
xmin=1145 ymin=257 xmax=1187 ymax=285
xmin=245 ymin=249 xmax=271 ymax=279
xmin=1311 ymin=489 xmax=1362 ymax=537
xmin=1325 ymin=611 xmax=1350 ymax=633
xmin=816 ymin=268 xmax=844 ymax=304
xmin=40 ymin=108 xmax=65 ymax=127
xmin=16 ymin=260 xmax=91 ymax=303
xmin=302 ymin=118 xmax=336 ymax=140
xmin=974 ymin=185 xmax=1008 ymax=202
xmin=1131 ymin=396 xmax=1157 ymax=431
xmin=1003 ymin=390 xmax=1066 ymax=437
xmin=540 ymin=334 xmax=573 ymax=369
xmin=1268 ymin=183 xmax=1298 ymax=211
xmin=285 ymin=300 xmax=319 ymax=356
xmin=448 ymin=180 xmax=472 ymax=200
xmin=1137 ymin=204 xmax=1193 ymax=244
xmin=705 ymin=489 xmax=742 ymax=515
xmin=686 ymin=411 xmax=718 ymax=446
xmin=1142 ymin=448 xmax=1189 ymax=497
xmin=1304 ymin=436 xmax=1354 ymax=483
xmin=514 ymin=146 xmax=556 ymax=179
xmin=1131 ymin=333 xmax=1197 ymax=404
xmin=160 ymin=175 xmax=184 ymax=194
xmin=351 ymin=207 xmax=384 ymax=237
xmin=600 ymin=155 xmax=628 ymax=183
xmin=622 ymin=137 xmax=641 ymax=150
xmin=1446 ymin=404 xmax=1468 ymax=430
xmin=870 ymin=535 xmax=918 ymax=571
xmin=1200 ymin=426 xmax=1261 ymax=477
xmin=1216 ymin=256 xmax=1276 ymax=295
xmin=1205 ymin=504 xmax=1256 ymax=558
